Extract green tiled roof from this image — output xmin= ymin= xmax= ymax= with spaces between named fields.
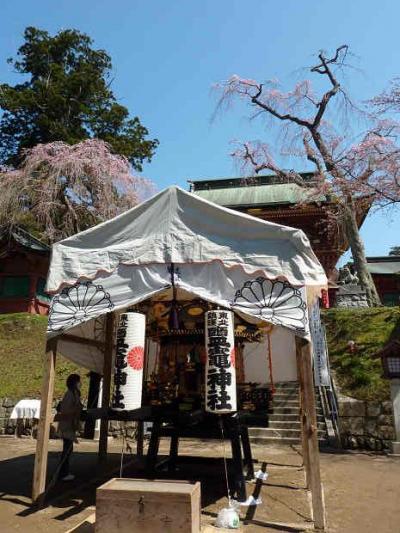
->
xmin=191 ymin=176 xmax=326 ymax=207
xmin=367 ymin=256 xmax=400 ymax=275
xmin=0 ymin=226 xmax=50 ymax=252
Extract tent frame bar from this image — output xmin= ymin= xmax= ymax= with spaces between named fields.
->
xmin=61 ymin=334 xmax=105 ymax=349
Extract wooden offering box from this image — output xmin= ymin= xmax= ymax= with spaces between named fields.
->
xmin=96 ymin=478 xmax=201 ymax=533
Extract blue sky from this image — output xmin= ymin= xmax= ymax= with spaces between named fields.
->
xmin=1 ymin=0 xmax=399 ymax=261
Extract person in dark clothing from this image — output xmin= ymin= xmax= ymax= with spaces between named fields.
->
xmin=57 ymin=374 xmax=82 ymax=481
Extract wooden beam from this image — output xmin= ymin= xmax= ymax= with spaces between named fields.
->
xmin=98 ymin=312 xmax=115 ymax=463
xmin=61 ymin=333 xmax=104 ymax=350
xmin=299 ymin=339 xmax=326 ymax=530
xmin=32 ymin=338 xmax=57 ymax=504
xmin=296 ymin=338 xmax=310 ymax=489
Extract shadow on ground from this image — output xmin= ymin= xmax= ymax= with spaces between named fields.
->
xmin=0 ymin=439 xmax=312 ymax=532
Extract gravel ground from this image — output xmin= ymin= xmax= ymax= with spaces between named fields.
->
xmin=0 ymin=437 xmax=399 ymax=532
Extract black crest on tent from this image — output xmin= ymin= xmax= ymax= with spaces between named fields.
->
xmin=47 ymin=281 xmax=114 ymax=333
xmin=233 ymin=277 xmax=307 ymax=333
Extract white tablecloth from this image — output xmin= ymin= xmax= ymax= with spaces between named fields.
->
xmin=10 ymin=399 xmax=41 ymax=419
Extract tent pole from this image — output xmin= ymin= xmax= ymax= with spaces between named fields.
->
xmin=136 ymin=338 xmax=149 ymax=458
xmin=32 ymin=338 xmax=58 ymax=505
xmin=298 ymin=338 xmax=326 ymax=530
xmin=296 ymin=337 xmax=310 ymax=488
xmin=84 ymin=372 xmax=101 ymax=439
xmin=98 ymin=312 xmax=115 ymax=463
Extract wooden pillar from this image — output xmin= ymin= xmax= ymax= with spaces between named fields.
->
xmin=98 ymin=312 xmax=115 ymax=463
xmin=296 ymin=338 xmax=310 ymax=488
xmin=84 ymin=371 xmax=101 ymax=439
xmin=136 ymin=421 xmax=144 ymax=457
xmin=236 ymin=342 xmax=245 ymax=383
xmin=28 ymin=275 xmax=38 ymax=313
xmin=32 ymin=338 xmax=57 ymax=504
xmin=298 ymin=338 xmax=326 ymax=530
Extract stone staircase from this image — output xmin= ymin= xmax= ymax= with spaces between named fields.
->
xmin=248 ymin=381 xmax=328 ymax=446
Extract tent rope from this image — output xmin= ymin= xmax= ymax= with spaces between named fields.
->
xmin=219 ymin=416 xmax=231 ymax=505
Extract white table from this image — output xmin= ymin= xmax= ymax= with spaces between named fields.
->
xmin=10 ymin=399 xmax=41 ymax=437
xmin=10 ymin=399 xmax=41 ymax=419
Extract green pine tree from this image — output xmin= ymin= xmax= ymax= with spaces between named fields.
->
xmin=0 ymin=27 xmax=158 ymax=170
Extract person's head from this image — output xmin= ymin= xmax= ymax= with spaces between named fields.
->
xmin=66 ymin=373 xmax=81 ymax=391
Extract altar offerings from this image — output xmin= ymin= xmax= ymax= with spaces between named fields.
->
xmin=205 ymin=310 xmax=237 ymax=413
xmin=112 ymin=312 xmax=146 ymax=411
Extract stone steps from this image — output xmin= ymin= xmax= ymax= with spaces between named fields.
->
xmin=269 ymin=406 xmax=322 ymax=415
xmin=249 ymin=427 xmax=326 ymax=439
xmin=268 ymin=420 xmax=326 ymax=430
xmin=270 ymin=402 xmax=299 ymax=407
xmin=247 ymin=381 xmax=329 ymax=446
xmin=249 ymin=435 xmax=328 ymax=446
xmin=250 ymin=435 xmax=300 ymax=446
xmin=268 ymin=413 xmax=325 ymax=422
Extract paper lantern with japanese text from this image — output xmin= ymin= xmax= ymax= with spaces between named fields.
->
xmin=112 ymin=312 xmax=146 ymax=411
xmin=205 ymin=310 xmax=237 ymax=413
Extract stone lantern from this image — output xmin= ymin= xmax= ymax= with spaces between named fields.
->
xmin=376 ymin=340 xmax=400 ymax=379
xmin=376 ymin=340 xmax=400 ymax=455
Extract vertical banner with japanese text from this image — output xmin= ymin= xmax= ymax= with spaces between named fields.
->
xmin=112 ymin=312 xmax=146 ymax=411
xmin=205 ymin=309 xmax=237 ymax=413
xmin=309 ymin=301 xmax=330 ymax=386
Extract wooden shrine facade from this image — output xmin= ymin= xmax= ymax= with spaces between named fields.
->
xmin=190 ymin=174 xmax=370 ymax=281
xmin=367 ymin=256 xmax=400 ymax=306
xmin=0 ymin=227 xmax=50 ymax=315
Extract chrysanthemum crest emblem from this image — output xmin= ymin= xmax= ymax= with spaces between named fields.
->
xmin=233 ymin=276 xmax=307 ymax=332
xmin=48 ymin=281 xmax=114 ymax=332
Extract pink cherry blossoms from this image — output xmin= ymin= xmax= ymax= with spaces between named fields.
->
xmin=0 ymin=139 xmax=155 ymax=242
xmin=214 ymin=45 xmax=399 ymax=306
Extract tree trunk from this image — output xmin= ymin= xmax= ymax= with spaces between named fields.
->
xmin=343 ymin=202 xmax=381 ymax=306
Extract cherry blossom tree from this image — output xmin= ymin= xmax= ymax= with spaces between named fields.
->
xmin=0 ymin=138 xmax=154 ymax=242
xmin=215 ymin=46 xmax=400 ymax=306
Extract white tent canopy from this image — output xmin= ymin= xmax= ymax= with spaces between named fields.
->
xmin=48 ymin=186 xmax=326 ymax=292
xmin=46 ymin=186 xmax=327 ymax=371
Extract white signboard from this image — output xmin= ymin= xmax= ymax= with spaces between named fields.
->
xmin=205 ymin=310 xmax=237 ymax=413
xmin=309 ymin=302 xmax=330 ymax=386
xmin=112 ymin=312 xmax=145 ymax=410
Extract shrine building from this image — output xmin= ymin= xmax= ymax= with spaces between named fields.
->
xmin=190 ymin=174 xmax=370 ymax=285
xmin=0 ymin=227 xmax=50 ymax=315
xmin=366 ymin=255 xmax=400 ymax=306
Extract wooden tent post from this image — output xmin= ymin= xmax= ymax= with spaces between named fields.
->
xmin=84 ymin=372 xmax=101 ymax=439
xmin=98 ymin=312 xmax=115 ymax=463
xmin=32 ymin=338 xmax=58 ymax=504
xmin=296 ymin=338 xmax=310 ymax=488
xmin=297 ymin=337 xmax=325 ymax=530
